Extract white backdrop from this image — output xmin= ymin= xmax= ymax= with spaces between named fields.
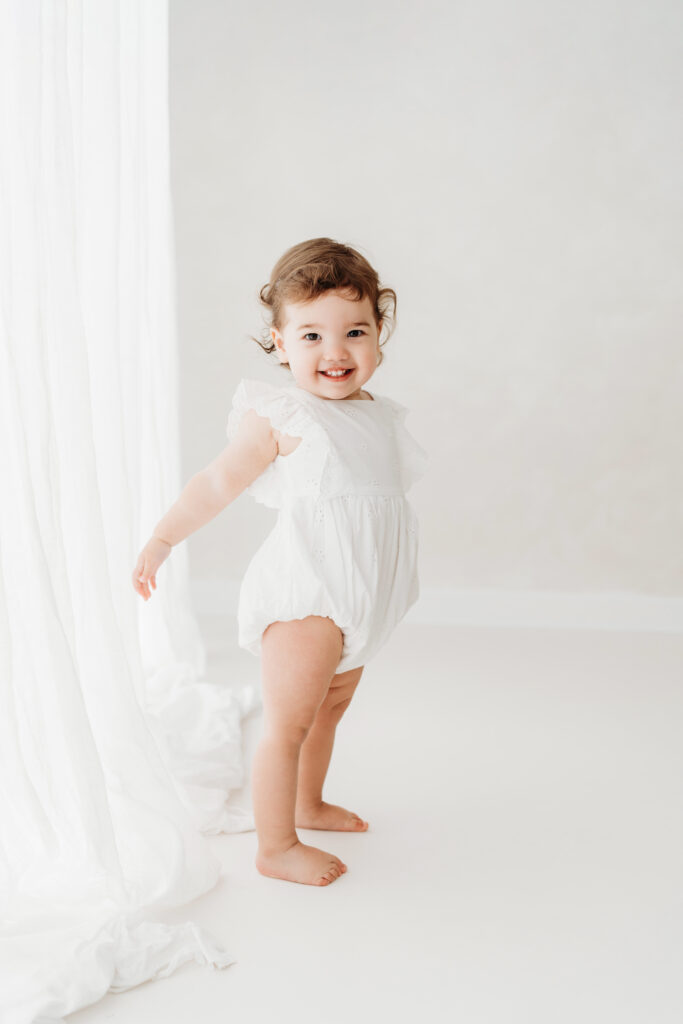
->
xmin=168 ymin=0 xmax=683 ymax=615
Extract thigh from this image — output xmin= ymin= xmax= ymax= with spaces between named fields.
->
xmin=260 ymin=615 xmax=344 ymax=733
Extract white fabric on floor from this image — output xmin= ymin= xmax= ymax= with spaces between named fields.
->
xmin=0 ymin=3 xmax=259 ymax=1021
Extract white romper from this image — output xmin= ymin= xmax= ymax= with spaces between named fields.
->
xmin=226 ymin=377 xmax=429 ymax=673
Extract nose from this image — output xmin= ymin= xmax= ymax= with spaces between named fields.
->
xmin=322 ymin=336 xmax=350 ymax=361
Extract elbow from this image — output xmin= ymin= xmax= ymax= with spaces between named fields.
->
xmin=202 ymin=464 xmax=245 ymax=510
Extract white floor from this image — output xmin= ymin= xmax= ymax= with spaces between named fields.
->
xmin=68 ymin=618 xmax=683 ymax=1024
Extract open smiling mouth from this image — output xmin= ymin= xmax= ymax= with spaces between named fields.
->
xmin=319 ymin=369 xmax=354 ymax=378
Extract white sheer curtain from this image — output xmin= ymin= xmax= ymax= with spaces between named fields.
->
xmin=0 ymin=2 xmax=259 ymax=1021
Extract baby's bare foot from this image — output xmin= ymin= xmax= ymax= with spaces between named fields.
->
xmin=295 ymin=800 xmax=369 ymax=832
xmin=255 ymin=840 xmax=348 ymax=886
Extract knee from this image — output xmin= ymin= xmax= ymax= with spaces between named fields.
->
xmin=264 ymin=716 xmax=315 ymax=748
xmin=319 ymin=668 xmax=363 ymax=717
xmin=318 ymin=692 xmax=355 ymax=724
xmin=288 ymin=720 xmax=315 ymax=746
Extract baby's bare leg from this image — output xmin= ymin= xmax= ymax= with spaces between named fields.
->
xmin=295 ymin=666 xmax=369 ymax=832
xmin=252 ymin=615 xmax=348 ymax=886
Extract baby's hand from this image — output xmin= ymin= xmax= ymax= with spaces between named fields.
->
xmin=132 ymin=536 xmax=171 ymax=601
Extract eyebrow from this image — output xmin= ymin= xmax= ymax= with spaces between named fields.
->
xmin=297 ymin=321 xmax=372 ymax=330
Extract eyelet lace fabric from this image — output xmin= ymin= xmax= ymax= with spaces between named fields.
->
xmin=226 ymin=378 xmax=429 ymax=505
xmin=226 ymin=377 xmax=429 ymax=672
xmin=379 ymin=394 xmax=431 ymax=493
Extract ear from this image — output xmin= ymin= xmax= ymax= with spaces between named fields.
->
xmin=271 ymin=328 xmax=287 ymax=362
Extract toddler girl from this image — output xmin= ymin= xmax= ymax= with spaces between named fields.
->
xmin=132 ymin=238 xmax=428 ymax=887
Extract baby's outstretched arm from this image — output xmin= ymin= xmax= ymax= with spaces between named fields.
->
xmin=131 ymin=409 xmax=278 ymax=600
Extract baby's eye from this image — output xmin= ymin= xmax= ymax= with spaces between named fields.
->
xmin=301 ymin=330 xmax=365 ymax=342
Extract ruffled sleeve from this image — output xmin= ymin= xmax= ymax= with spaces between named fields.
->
xmin=225 ymin=377 xmax=320 ymax=508
xmin=381 ymin=395 xmax=430 ymax=492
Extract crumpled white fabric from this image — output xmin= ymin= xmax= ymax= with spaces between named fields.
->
xmin=0 ymin=3 xmax=259 ymax=1022
xmin=3 ymin=910 xmax=236 ymax=1024
xmin=143 ymin=664 xmax=260 ymax=835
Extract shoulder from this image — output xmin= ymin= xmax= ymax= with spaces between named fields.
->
xmin=372 ymin=392 xmax=409 ymax=421
xmin=231 ymin=376 xmax=289 ymax=406
xmin=226 ymin=376 xmax=323 ymax=446
xmin=228 ymin=377 xmax=298 ymax=417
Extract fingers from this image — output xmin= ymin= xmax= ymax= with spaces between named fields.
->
xmin=132 ymin=569 xmax=150 ymax=600
xmin=131 ymin=563 xmax=156 ymax=601
xmin=132 ymin=540 xmax=167 ymax=601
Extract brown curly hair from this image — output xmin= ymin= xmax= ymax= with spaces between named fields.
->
xmin=250 ymin=237 xmax=397 ymax=370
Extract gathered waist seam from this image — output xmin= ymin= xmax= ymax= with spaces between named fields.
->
xmin=283 ymin=491 xmax=405 ymax=505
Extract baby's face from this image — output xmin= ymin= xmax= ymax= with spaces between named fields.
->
xmin=271 ymin=290 xmax=382 ymax=400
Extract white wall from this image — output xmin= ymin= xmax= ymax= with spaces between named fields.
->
xmin=169 ymin=0 xmax=683 ymax=601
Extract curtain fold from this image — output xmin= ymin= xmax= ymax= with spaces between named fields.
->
xmin=0 ymin=2 xmax=259 ymax=1020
